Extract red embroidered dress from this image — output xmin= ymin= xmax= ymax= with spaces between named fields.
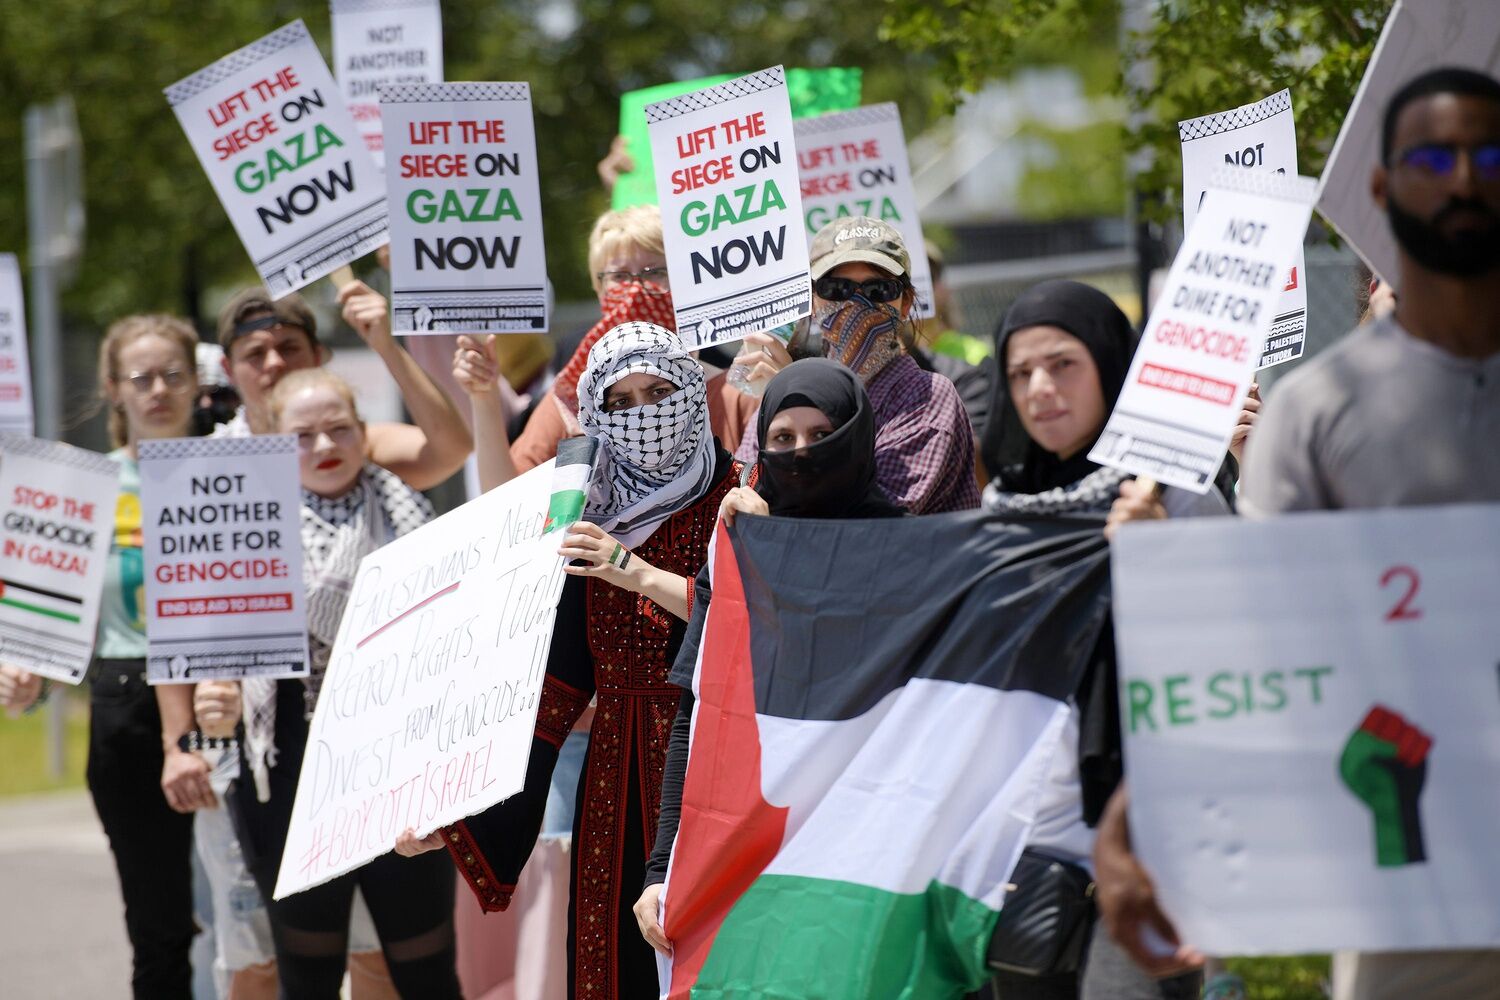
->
xmin=443 ymin=451 xmax=738 ymax=999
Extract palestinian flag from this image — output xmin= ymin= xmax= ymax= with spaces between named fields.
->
xmin=542 ymin=436 xmax=597 ymax=534
xmin=659 ymin=511 xmax=1110 ymax=999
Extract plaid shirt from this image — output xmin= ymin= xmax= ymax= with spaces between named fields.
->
xmin=737 ymin=355 xmax=981 ymax=514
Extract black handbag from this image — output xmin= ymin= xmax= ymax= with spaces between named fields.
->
xmin=985 ymin=848 xmax=1097 ymax=977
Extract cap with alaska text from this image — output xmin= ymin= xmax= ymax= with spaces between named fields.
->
xmin=809 ymin=217 xmax=910 ymax=281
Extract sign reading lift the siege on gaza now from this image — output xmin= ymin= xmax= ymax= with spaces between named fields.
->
xmin=166 ymin=20 xmax=389 ymax=298
xmin=382 ymin=83 xmax=549 ymax=334
xmin=648 ymin=66 xmax=812 ymax=350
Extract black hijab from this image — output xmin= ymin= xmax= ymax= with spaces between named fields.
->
xmin=754 ymin=359 xmax=903 ymax=518
xmin=980 ymin=280 xmax=1136 ymax=495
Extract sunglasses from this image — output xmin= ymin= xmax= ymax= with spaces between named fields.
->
xmin=813 ymin=275 xmax=908 ymax=304
xmin=1396 ymin=143 xmax=1500 ymax=181
xmin=120 ymin=369 xmax=192 ymax=394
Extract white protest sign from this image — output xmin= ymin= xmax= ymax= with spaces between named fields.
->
xmin=382 ymin=83 xmax=549 ymax=334
xmin=1180 ymin=90 xmax=1307 ymax=368
xmin=795 ymin=103 xmax=934 ymax=318
xmin=1113 ymin=504 xmax=1500 ymax=955
xmin=1318 ymin=0 xmax=1500 ymax=288
xmin=139 ymin=436 xmax=307 ymax=683
xmin=330 ymin=0 xmax=444 ymax=168
xmin=0 ymin=437 xmax=118 ymax=684
xmin=648 ymin=66 xmax=812 ymax=350
xmin=1089 ymin=168 xmax=1316 ymax=493
xmin=273 ymin=460 xmax=567 ymax=898
xmin=165 ymin=20 xmax=389 ymax=298
xmin=0 ymin=256 xmax=34 ymax=438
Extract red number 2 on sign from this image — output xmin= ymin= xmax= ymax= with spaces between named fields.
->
xmin=1381 ymin=566 xmax=1422 ymax=621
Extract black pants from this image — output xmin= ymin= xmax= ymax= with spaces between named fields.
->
xmin=230 ymin=682 xmax=461 ymax=1000
xmin=86 ymin=658 xmax=196 ymax=1000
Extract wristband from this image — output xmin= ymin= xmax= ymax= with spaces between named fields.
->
xmin=177 ymin=730 xmax=239 ymax=753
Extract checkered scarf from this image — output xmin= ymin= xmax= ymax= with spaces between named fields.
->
xmin=577 ymin=321 xmax=715 ymax=549
xmin=982 ymin=464 xmax=1128 ymax=516
xmin=552 ymin=281 xmax=678 ymax=436
xmin=242 ymin=465 xmax=431 ymax=802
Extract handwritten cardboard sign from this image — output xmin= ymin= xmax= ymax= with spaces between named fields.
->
xmin=139 ymin=435 xmax=308 ymax=683
xmin=1114 ymin=504 xmax=1500 ymax=954
xmin=166 ymin=20 xmax=389 ymax=298
xmin=0 ymin=436 xmax=118 ymax=683
xmin=274 ymin=458 xmax=567 ymax=898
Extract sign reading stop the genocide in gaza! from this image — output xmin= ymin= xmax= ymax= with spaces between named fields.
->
xmin=1089 ymin=168 xmax=1316 ymax=493
xmin=1180 ymin=89 xmax=1307 ymax=368
xmin=382 ymin=83 xmax=549 ymax=334
xmin=0 ymin=436 xmax=118 ymax=684
xmin=329 ymin=0 xmax=444 ymax=168
xmin=648 ymin=66 xmax=812 ymax=350
xmin=795 ymin=103 xmax=934 ymax=318
xmin=139 ymin=436 xmax=308 ymax=684
xmin=166 ymin=20 xmax=388 ymax=298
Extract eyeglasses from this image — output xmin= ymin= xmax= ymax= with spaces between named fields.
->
xmin=813 ymin=275 xmax=907 ymax=304
xmin=1396 ymin=143 xmax=1500 ymax=181
xmin=597 ymin=266 xmax=671 ymax=289
xmin=120 ymin=369 xmax=192 ymax=394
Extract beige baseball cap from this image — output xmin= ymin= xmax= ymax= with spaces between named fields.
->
xmin=808 ymin=217 xmax=910 ymax=280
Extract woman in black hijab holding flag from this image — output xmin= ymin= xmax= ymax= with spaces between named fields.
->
xmin=632 ymin=357 xmax=902 ymax=954
xmin=980 ymin=279 xmax=1234 ymax=1000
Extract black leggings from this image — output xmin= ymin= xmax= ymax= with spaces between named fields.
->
xmin=230 ymin=730 xmax=461 ymax=999
xmin=86 ymin=659 xmax=196 ymax=999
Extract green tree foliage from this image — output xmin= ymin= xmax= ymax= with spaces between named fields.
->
xmin=881 ymin=0 xmax=1395 ymax=218
xmin=0 ymin=1 xmax=942 ymax=330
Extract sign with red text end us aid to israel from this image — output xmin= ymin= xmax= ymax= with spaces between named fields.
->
xmin=166 ymin=20 xmax=389 ymax=299
xmin=648 ymin=67 xmax=812 ymax=350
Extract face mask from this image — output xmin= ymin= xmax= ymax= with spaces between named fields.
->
xmin=759 ymin=437 xmax=863 ymax=518
xmin=592 ymin=395 xmax=695 ymax=473
xmin=1387 ymin=191 xmax=1500 ymax=277
xmin=816 ymin=292 xmax=902 ymax=383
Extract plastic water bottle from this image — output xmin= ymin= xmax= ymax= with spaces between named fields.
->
xmin=726 ymin=322 xmax=795 ymax=397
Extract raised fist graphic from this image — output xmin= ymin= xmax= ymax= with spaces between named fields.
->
xmin=1339 ymin=705 xmax=1432 ymax=867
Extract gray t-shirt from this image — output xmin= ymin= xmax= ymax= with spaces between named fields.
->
xmin=1241 ymin=316 xmax=1500 ymax=515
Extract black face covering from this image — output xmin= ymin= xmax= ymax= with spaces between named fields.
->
xmin=755 ymin=358 xmax=903 ymax=518
xmin=1387 ymin=190 xmax=1500 ymax=276
xmin=980 ymin=280 xmax=1136 ymax=495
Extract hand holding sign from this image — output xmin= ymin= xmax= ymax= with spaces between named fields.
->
xmin=337 ymin=279 xmax=394 ymax=351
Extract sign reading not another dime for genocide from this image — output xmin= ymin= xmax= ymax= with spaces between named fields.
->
xmin=273 ymin=458 xmax=572 ymax=898
xmin=0 ymin=436 xmax=118 ymax=684
xmin=329 ymin=0 xmax=444 ymax=168
xmin=0 ymin=255 xmax=34 ymax=437
xmin=1180 ymin=89 xmax=1307 ymax=368
xmin=1112 ymin=504 xmax=1500 ymax=954
xmin=795 ymin=104 xmax=934 ymax=318
xmin=382 ymin=83 xmax=548 ymax=334
xmin=166 ymin=20 xmax=389 ymax=298
xmin=1089 ymin=168 xmax=1316 ymax=493
xmin=648 ymin=66 xmax=812 ymax=350
xmin=139 ymin=436 xmax=307 ymax=683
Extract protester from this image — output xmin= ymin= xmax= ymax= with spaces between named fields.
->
xmin=507 ymin=205 xmax=757 ymax=469
xmin=0 ymin=315 xmax=203 ymax=997
xmin=633 ymin=358 xmax=904 ymax=954
xmin=213 ymin=284 xmax=471 ymax=490
xmin=981 ymin=278 xmax=1243 ymax=1000
xmin=399 ymin=321 xmax=741 ymax=1000
xmin=736 ymin=217 xmax=981 ymax=513
xmin=1094 ymin=67 xmax=1500 ymax=1000
xmin=215 ymin=368 xmax=460 ymax=999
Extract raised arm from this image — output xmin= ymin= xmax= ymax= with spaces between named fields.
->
xmin=338 ymin=280 xmax=473 ymax=489
xmin=452 ymin=334 xmax=520 ymax=493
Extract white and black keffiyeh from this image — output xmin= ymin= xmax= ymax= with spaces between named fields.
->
xmin=576 ymin=321 xmax=716 ymax=549
xmin=243 ymin=465 xmax=431 ymax=801
xmin=982 ymin=465 xmax=1128 ymax=516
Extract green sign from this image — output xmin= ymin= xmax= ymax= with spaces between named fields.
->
xmin=611 ymin=67 xmax=862 ymax=210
